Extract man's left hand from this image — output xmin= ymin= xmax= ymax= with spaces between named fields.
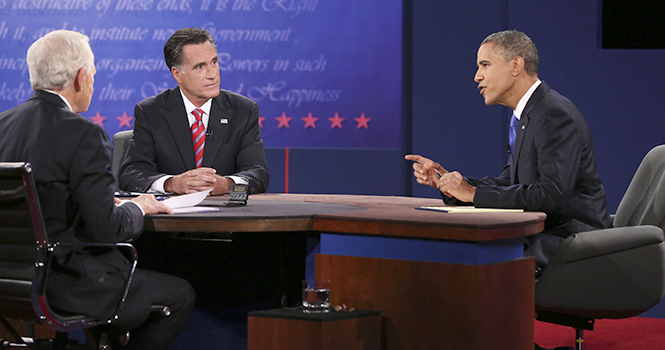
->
xmin=212 ymin=175 xmax=234 ymax=195
xmin=438 ymin=171 xmax=477 ymax=203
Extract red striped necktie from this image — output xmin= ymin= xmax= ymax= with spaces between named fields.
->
xmin=191 ymin=108 xmax=206 ymax=168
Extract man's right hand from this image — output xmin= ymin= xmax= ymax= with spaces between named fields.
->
xmin=131 ymin=194 xmax=173 ymax=215
xmin=405 ymin=154 xmax=449 ymax=190
xmin=164 ymin=167 xmax=218 ymax=194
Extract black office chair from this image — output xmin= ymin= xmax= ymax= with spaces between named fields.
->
xmin=535 ymin=145 xmax=665 ymax=350
xmin=0 ymin=162 xmax=168 ymax=350
xmin=112 ymin=130 xmax=133 ymax=189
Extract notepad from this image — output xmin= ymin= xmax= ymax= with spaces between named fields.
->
xmin=114 ymin=191 xmax=171 ymax=200
xmin=415 ymin=206 xmax=524 ymax=213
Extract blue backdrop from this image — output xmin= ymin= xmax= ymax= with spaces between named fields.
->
xmin=0 ymin=0 xmax=402 ymax=149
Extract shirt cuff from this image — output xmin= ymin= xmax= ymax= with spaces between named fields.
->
xmin=227 ymin=175 xmax=248 ymax=185
xmin=150 ymin=175 xmax=174 ymax=193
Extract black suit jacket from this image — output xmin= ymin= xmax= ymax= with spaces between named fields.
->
xmin=0 ymin=91 xmax=144 ymax=320
xmin=119 ymin=87 xmax=269 ymax=194
xmin=450 ymin=82 xmax=612 ymax=233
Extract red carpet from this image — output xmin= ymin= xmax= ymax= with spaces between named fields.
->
xmin=535 ymin=317 xmax=665 ymax=349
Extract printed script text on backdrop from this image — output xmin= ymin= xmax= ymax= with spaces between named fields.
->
xmin=0 ymin=0 xmax=402 ymax=149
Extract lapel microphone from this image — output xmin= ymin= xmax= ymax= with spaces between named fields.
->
xmin=206 ymin=129 xmax=213 ymax=139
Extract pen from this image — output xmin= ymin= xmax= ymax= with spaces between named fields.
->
xmin=436 ymin=172 xmax=442 ymax=179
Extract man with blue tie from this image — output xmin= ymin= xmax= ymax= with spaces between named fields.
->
xmin=406 ymin=30 xmax=612 ymax=275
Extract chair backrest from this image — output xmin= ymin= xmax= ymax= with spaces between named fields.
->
xmin=0 ymin=162 xmax=106 ymax=332
xmin=614 ymin=145 xmax=665 ymax=229
xmin=0 ymin=162 xmax=49 ymax=323
xmin=112 ymin=130 xmax=133 ymax=189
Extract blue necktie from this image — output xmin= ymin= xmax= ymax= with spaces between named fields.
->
xmin=509 ymin=114 xmax=519 ymax=156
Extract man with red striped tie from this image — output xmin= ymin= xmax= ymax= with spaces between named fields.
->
xmin=117 ymin=27 xmax=287 ymax=322
xmin=119 ymin=27 xmax=269 ymax=196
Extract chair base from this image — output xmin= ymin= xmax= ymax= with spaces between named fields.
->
xmin=0 ymin=333 xmax=87 ymax=350
xmin=536 ymin=311 xmax=595 ymax=331
xmin=0 ymin=318 xmax=96 ymax=350
xmin=536 ymin=312 xmax=595 ymax=350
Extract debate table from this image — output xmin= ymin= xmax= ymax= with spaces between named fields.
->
xmin=144 ymin=193 xmax=545 ymax=350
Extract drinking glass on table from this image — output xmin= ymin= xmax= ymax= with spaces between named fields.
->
xmin=302 ymin=279 xmax=331 ymax=313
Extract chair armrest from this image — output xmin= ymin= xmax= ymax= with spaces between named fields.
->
xmin=535 ymin=225 xmax=665 ymax=318
xmin=552 ymin=225 xmax=663 ymax=264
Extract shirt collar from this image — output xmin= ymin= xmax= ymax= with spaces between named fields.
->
xmin=513 ymin=79 xmax=541 ymax=120
xmin=179 ymin=88 xmax=212 ymax=117
xmin=43 ymin=89 xmax=74 ymax=112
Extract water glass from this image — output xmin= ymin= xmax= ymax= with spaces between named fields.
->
xmin=302 ymin=279 xmax=331 ymax=313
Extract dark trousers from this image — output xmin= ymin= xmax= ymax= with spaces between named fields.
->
xmin=112 ymin=269 xmax=195 ymax=350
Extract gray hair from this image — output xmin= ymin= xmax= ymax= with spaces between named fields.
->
xmin=27 ymin=30 xmax=94 ymax=91
xmin=481 ymin=30 xmax=539 ymax=76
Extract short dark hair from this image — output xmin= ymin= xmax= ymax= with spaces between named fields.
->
xmin=481 ymin=30 xmax=539 ymax=76
xmin=164 ymin=28 xmax=217 ymax=71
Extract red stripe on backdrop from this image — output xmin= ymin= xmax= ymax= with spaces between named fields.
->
xmin=284 ymin=147 xmax=289 ymax=193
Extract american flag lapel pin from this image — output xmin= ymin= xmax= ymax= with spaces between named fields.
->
xmin=220 ymin=119 xmax=229 ymax=124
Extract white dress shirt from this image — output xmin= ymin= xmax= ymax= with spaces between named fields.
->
xmin=149 ymin=89 xmax=247 ymax=193
xmin=513 ymin=79 xmax=542 ymax=120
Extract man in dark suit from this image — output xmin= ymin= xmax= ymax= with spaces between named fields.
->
xmin=406 ymin=30 xmax=612 ymax=273
xmin=116 ymin=27 xmax=294 ymax=314
xmin=0 ymin=30 xmax=195 ymax=349
xmin=118 ymin=27 xmax=269 ymax=195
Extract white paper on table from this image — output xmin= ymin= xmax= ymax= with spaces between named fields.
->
xmin=172 ymin=206 xmax=221 ymax=214
xmin=162 ymin=189 xmax=211 ymax=209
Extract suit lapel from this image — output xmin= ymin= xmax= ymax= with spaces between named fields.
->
xmin=202 ymin=92 xmax=230 ymax=168
xmin=164 ymin=87 xmax=197 ymax=170
xmin=510 ymin=82 xmax=550 ymax=184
